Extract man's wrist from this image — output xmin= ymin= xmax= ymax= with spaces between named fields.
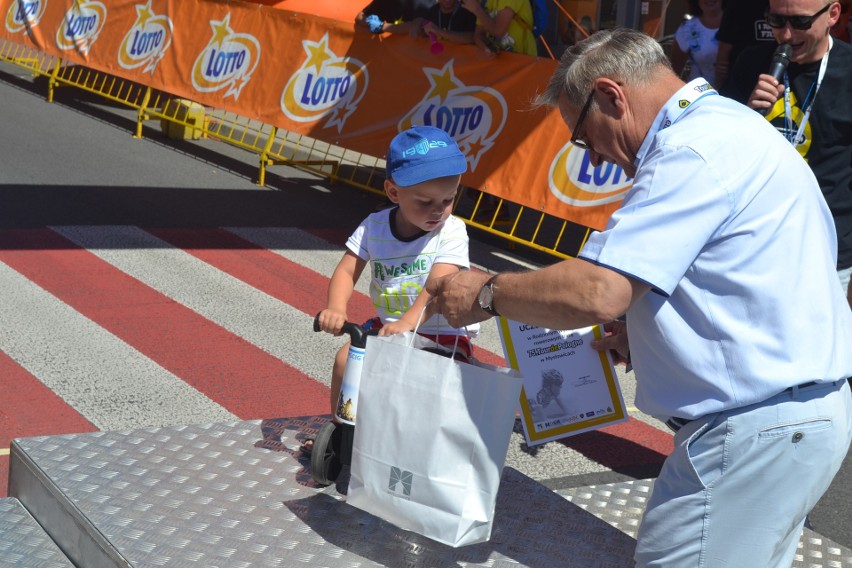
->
xmin=477 ymin=274 xmax=501 ymax=317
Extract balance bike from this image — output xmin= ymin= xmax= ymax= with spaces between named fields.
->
xmin=310 ymin=315 xmax=375 ymax=486
xmin=310 ymin=315 xmax=462 ymax=485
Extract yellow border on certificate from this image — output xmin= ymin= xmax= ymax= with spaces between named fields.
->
xmin=499 ymin=318 xmax=628 ymax=444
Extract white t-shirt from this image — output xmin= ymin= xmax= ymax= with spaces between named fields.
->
xmin=579 ymin=80 xmax=852 ymax=420
xmin=347 ymin=207 xmax=477 ymax=337
xmin=674 ymin=17 xmax=719 ymax=84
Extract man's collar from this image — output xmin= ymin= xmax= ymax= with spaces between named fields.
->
xmin=634 ymin=78 xmax=718 ymax=168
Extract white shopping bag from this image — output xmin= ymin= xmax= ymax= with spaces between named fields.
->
xmin=347 ymin=332 xmax=523 ymax=547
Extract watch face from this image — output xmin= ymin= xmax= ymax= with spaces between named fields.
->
xmin=478 ymin=283 xmax=493 ymax=309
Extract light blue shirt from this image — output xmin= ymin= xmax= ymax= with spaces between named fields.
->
xmin=579 ymin=79 xmax=852 ymax=420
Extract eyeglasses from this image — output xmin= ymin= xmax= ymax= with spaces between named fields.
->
xmin=765 ymin=2 xmax=834 ymax=30
xmin=570 ymin=89 xmax=596 ymax=151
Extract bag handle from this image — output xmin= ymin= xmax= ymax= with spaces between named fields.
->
xmin=410 ymin=301 xmax=464 ymax=358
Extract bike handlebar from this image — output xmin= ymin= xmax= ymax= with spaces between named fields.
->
xmin=313 ymin=313 xmax=373 ymax=348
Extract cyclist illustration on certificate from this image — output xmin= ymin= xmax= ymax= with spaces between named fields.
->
xmin=497 ymin=319 xmax=628 ymax=446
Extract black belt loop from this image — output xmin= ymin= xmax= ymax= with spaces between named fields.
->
xmin=785 ymin=381 xmax=820 ymax=399
xmin=665 ymin=416 xmax=691 ymax=433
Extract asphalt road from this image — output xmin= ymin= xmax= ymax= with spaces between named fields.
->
xmin=0 ymin=57 xmax=849 ymax=552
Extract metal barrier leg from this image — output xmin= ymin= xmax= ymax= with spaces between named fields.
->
xmin=134 ymin=86 xmax=152 ymax=139
xmin=46 ymin=59 xmax=61 ymax=103
xmin=257 ymin=126 xmax=279 ymax=187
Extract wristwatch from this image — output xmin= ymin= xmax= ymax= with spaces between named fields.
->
xmin=477 ymin=275 xmax=500 ymax=317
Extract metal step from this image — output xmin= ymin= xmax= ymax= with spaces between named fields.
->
xmin=558 ymin=480 xmax=852 ymax=567
xmin=0 ymin=497 xmax=73 ymax=567
xmin=6 ymin=417 xmax=851 ymax=567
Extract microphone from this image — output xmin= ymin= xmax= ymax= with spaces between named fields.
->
xmin=760 ymin=43 xmax=792 ymax=116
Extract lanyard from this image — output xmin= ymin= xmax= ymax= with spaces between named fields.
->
xmin=783 ymin=36 xmax=832 ymax=147
xmin=437 ymin=4 xmax=458 ymax=30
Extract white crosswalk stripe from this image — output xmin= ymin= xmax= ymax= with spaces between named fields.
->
xmin=53 ymin=225 xmax=345 ymax=386
xmin=0 ymin=260 xmax=235 ymax=431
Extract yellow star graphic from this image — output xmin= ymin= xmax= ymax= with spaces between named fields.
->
xmin=425 ymin=65 xmax=461 ymax=103
xmin=210 ymin=14 xmax=232 ymax=47
xmin=135 ymin=0 xmax=153 ymax=27
xmin=304 ymin=37 xmax=333 ymax=73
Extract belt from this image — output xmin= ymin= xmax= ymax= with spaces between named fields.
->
xmin=664 ymin=380 xmax=838 ymax=434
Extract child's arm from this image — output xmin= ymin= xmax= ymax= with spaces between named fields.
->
xmin=317 ymin=250 xmax=367 ymax=335
xmin=378 ymin=262 xmax=460 ymax=336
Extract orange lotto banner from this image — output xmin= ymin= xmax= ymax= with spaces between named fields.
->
xmin=1 ymin=0 xmax=632 ymax=230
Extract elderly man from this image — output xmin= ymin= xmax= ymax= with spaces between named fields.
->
xmin=732 ymin=0 xmax=852 ymax=308
xmin=426 ymin=28 xmax=852 ymax=567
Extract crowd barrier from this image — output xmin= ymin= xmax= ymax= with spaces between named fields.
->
xmin=0 ymin=0 xmax=637 ymax=259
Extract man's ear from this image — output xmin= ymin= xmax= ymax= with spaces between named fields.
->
xmin=827 ymin=2 xmax=842 ymax=27
xmin=385 ymin=179 xmax=400 ymax=203
xmin=595 ymin=78 xmax=627 ymax=117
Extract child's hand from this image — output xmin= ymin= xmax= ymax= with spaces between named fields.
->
xmin=378 ymin=320 xmax=413 ymax=336
xmin=317 ymin=308 xmax=347 ymax=335
xmin=364 ymin=14 xmax=383 ymax=34
xmin=423 ymin=21 xmax=439 ymax=37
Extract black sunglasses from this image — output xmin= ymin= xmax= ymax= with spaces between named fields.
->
xmin=570 ymin=89 xmax=596 ymax=151
xmin=765 ymin=2 xmax=834 ymax=30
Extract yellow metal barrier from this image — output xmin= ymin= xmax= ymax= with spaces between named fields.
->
xmin=0 ymin=36 xmax=591 ymax=259
xmin=0 ymin=39 xmax=53 ymax=75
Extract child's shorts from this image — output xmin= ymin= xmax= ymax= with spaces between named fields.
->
xmin=361 ymin=317 xmax=473 ymax=362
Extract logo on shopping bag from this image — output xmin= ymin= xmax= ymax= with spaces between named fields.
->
xmin=388 ymin=466 xmax=412 ymax=498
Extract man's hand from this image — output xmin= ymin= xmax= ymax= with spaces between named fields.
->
xmin=425 ymin=270 xmax=492 ymax=327
xmin=590 ymin=319 xmax=630 ymax=366
xmin=747 ymin=73 xmax=786 ymax=114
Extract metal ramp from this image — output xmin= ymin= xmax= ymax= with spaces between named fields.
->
xmin=5 ymin=417 xmax=851 ymax=567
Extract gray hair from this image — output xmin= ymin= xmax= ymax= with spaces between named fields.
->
xmin=537 ymin=28 xmax=672 ymax=109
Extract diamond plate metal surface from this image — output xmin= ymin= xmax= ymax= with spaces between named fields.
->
xmin=0 ymin=498 xmax=74 ymax=567
xmin=14 ymin=417 xmax=636 ymax=567
xmin=558 ymin=479 xmax=852 ymax=568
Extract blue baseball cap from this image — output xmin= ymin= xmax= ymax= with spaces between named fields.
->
xmin=386 ymin=126 xmax=467 ymax=187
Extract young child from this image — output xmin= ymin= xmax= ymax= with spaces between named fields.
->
xmin=306 ymin=125 xmax=477 ymax=453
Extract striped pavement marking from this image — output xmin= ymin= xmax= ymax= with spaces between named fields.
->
xmin=0 ymin=257 xmax=236 ymax=431
xmin=0 ymin=350 xmax=96 ymax=446
xmin=0 ymin=225 xmax=673 ymax=497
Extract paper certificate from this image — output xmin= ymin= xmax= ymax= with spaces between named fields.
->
xmin=497 ymin=318 xmax=628 ymax=446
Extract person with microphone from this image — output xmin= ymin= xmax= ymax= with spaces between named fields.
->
xmin=726 ymin=0 xmax=852 ymax=307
